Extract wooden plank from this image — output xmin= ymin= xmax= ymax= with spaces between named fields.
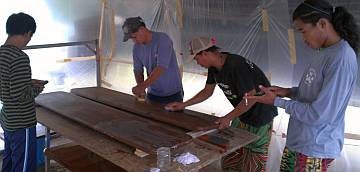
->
xmin=35 ymin=92 xmax=191 ymax=154
xmin=288 ymin=29 xmax=297 ymax=64
xmin=198 ymin=163 xmax=225 ymax=172
xmin=56 ymin=56 xmax=96 ymax=63
xmin=37 ymin=107 xmax=259 ymax=172
xmin=168 ymin=128 xmax=259 ymax=172
xmin=44 ymin=143 xmax=126 ymax=172
xmin=345 ymin=133 xmax=360 ymax=140
xmin=71 ymin=87 xmax=218 ymax=131
xmin=36 ymin=107 xmax=150 ymax=171
xmin=261 ymin=9 xmax=269 ymax=32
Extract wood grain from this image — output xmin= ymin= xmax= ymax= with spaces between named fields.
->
xmin=36 ymin=92 xmax=191 ymax=154
xmin=37 ymin=107 xmax=149 ymax=171
xmin=71 ymin=87 xmax=218 ymax=131
xmin=44 ymin=143 xmax=127 ymax=172
xmin=37 ymin=107 xmax=259 ymax=171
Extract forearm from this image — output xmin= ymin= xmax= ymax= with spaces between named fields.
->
xmin=10 ymin=84 xmax=34 ymax=102
xmin=274 ymin=98 xmax=322 ymax=125
xmin=134 ymin=72 xmax=144 ymax=85
xmin=288 ymin=87 xmax=298 ymax=99
xmin=140 ymin=66 xmax=165 ymax=88
xmin=271 ymin=86 xmax=294 ymax=98
xmin=10 ymin=76 xmax=34 ymax=102
xmin=225 ymin=89 xmax=256 ymax=119
xmin=10 ymin=66 xmax=34 ymax=101
xmin=228 ymin=101 xmax=254 ymax=119
xmin=274 ymin=89 xmax=345 ymax=126
xmin=183 ymin=85 xmax=215 ymax=107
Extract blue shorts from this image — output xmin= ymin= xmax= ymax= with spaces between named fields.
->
xmin=2 ymin=126 xmax=37 ymax=172
xmin=147 ymin=90 xmax=184 ymax=104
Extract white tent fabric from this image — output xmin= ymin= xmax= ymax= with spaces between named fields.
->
xmin=99 ymin=1 xmax=360 ymax=171
xmin=100 ymin=0 xmax=360 ymax=105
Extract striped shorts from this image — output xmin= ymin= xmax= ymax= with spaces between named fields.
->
xmin=280 ymin=147 xmax=334 ymax=172
xmin=222 ymin=119 xmax=272 ymax=172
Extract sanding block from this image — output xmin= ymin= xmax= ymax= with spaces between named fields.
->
xmin=198 ymin=134 xmax=229 ymax=150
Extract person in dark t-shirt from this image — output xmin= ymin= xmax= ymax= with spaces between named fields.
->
xmin=165 ymin=37 xmax=277 ymax=172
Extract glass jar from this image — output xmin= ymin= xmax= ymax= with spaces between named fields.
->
xmin=157 ymin=147 xmax=171 ymax=170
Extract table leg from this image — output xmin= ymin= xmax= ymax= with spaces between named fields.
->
xmin=44 ymin=127 xmax=51 ymax=172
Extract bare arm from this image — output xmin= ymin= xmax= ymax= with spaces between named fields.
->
xmin=141 ymin=66 xmax=165 ymax=88
xmin=134 ymin=71 xmax=144 ymax=85
xmin=184 ymin=84 xmax=216 ymax=107
xmin=132 ymin=66 xmax=165 ymax=96
xmin=216 ymin=89 xmax=257 ymax=129
xmin=165 ymin=84 xmax=216 ymax=111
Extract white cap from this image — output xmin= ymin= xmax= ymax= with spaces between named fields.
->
xmin=188 ymin=37 xmax=216 ymax=61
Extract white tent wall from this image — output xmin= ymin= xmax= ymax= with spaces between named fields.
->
xmin=0 ymin=0 xmax=100 ymax=92
xmin=101 ymin=0 xmax=360 ymax=171
xmin=0 ymin=0 xmax=359 ymax=171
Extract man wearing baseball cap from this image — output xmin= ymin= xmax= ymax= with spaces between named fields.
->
xmin=165 ymin=37 xmax=277 ymax=172
xmin=122 ymin=16 xmax=183 ymax=104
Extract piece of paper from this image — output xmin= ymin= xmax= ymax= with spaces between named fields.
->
xmin=173 ymin=152 xmax=200 ymax=165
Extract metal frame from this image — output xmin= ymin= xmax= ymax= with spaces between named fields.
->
xmin=24 ymin=39 xmax=101 ymax=86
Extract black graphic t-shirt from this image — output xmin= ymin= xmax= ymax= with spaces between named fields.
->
xmin=206 ymin=53 xmax=278 ymax=127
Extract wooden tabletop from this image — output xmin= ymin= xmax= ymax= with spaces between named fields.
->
xmin=36 ymin=88 xmax=259 ymax=171
xmin=36 ymin=92 xmax=191 ymax=154
xmin=37 ymin=107 xmax=150 ymax=171
xmin=71 ymin=87 xmax=218 ymax=131
xmin=37 ymin=107 xmax=259 ymax=172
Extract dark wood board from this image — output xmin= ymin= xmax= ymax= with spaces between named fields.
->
xmin=71 ymin=87 xmax=218 ymax=131
xmin=44 ymin=143 xmax=127 ymax=172
xmin=36 ymin=92 xmax=191 ymax=154
xmin=37 ymin=107 xmax=259 ymax=172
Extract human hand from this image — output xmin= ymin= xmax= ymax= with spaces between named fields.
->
xmin=268 ymin=86 xmax=290 ymax=98
xmin=132 ymin=84 xmax=146 ymax=97
xmin=31 ymin=79 xmax=48 ymax=92
xmin=31 ymin=79 xmax=48 ymax=86
xmin=164 ymin=102 xmax=186 ymax=111
xmin=214 ymin=116 xmax=231 ymax=129
xmin=245 ymin=85 xmax=276 ymax=105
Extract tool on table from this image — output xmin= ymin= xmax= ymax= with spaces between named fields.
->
xmin=198 ymin=134 xmax=229 ymax=151
xmin=188 ymin=128 xmax=231 ymax=153
xmin=193 ymin=138 xmax=226 ymax=153
xmin=136 ymin=96 xmax=145 ymax=102
xmin=186 ymin=128 xmax=218 ymax=139
xmin=219 ymin=129 xmax=235 ymax=138
xmin=135 ymin=93 xmax=146 ymax=102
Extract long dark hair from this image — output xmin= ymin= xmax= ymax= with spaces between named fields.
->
xmin=292 ymin=0 xmax=359 ymax=55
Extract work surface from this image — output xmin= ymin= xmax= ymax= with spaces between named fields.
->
xmin=71 ymin=87 xmax=218 ymax=131
xmin=36 ymin=91 xmax=190 ymax=154
xmin=36 ymin=87 xmax=259 ymax=171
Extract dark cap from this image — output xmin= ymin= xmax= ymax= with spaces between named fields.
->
xmin=122 ymin=16 xmax=145 ymax=42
